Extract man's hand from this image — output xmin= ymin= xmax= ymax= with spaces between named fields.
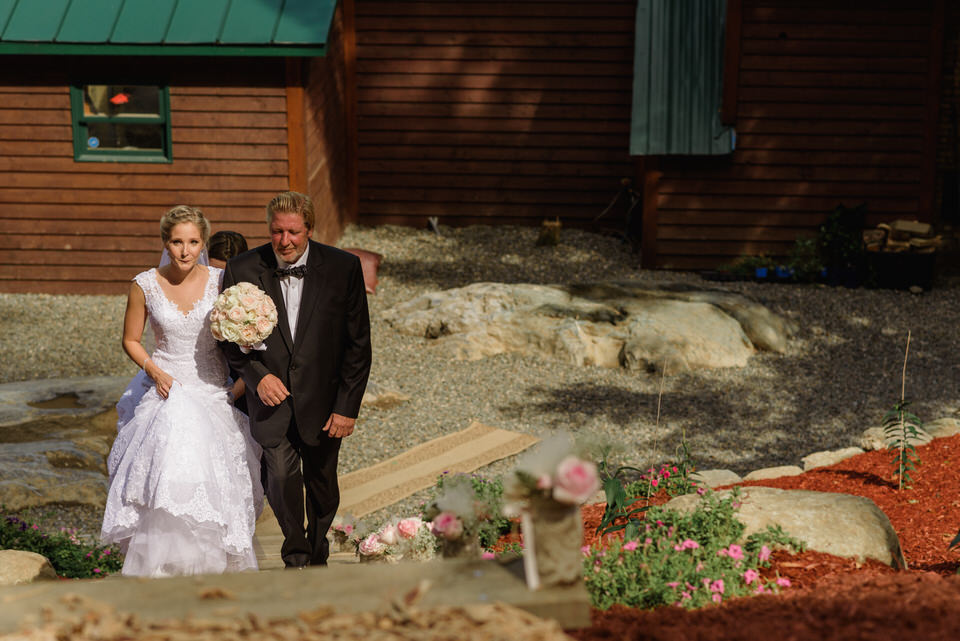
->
xmin=323 ymin=413 xmax=356 ymax=438
xmin=256 ymin=374 xmax=290 ymax=407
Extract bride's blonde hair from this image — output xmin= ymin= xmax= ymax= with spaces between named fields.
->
xmin=161 ymin=205 xmax=211 ymax=245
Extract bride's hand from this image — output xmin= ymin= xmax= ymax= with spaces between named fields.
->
xmin=144 ymin=360 xmax=175 ymax=399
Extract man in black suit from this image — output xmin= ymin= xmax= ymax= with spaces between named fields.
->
xmin=222 ymin=191 xmax=371 ymax=568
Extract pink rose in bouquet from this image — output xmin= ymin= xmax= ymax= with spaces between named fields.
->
xmin=397 ymin=517 xmax=423 ymax=539
xmin=431 ymin=511 xmax=464 ymax=541
xmin=552 ymin=456 xmax=600 ymax=505
xmin=358 ymin=533 xmax=385 ymax=557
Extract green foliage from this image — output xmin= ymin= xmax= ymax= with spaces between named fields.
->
xmin=786 ymin=237 xmax=825 ymax=282
xmin=424 ymin=472 xmax=510 ymax=549
xmin=594 ymin=448 xmax=648 ymax=541
xmin=819 ymin=203 xmax=866 ymax=269
xmin=882 ymin=400 xmax=923 ymax=490
xmin=0 ymin=514 xmax=123 ymax=578
xmin=584 ymin=489 xmax=805 ymax=610
xmin=625 ymin=441 xmax=699 ymax=500
xmin=724 ymin=254 xmax=774 ymax=278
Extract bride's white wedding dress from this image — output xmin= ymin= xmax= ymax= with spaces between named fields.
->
xmin=101 ymin=266 xmax=263 ymax=577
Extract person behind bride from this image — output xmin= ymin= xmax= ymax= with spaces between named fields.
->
xmin=100 ymin=206 xmax=264 ymax=577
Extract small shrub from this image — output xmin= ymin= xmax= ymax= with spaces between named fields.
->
xmin=583 ymin=489 xmax=804 ymax=610
xmin=0 ymin=515 xmax=123 ymax=578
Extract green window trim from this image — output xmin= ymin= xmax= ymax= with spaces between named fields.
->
xmin=69 ymin=84 xmax=173 ymax=163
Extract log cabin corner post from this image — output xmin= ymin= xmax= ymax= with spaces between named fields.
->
xmin=285 ymin=57 xmax=308 ymax=194
xmin=639 ymin=156 xmax=661 ymax=269
xmin=342 ymin=0 xmax=359 ymax=222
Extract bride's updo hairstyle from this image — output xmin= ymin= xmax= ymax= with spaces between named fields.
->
xmin=161 ymin=205 xmax=211 ymax=245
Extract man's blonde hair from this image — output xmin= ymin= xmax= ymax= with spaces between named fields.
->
xmin=266 ymin=191 xmax=314 ymax=230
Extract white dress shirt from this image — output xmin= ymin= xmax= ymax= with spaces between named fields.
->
xmin=275 ymin=244 xmax=309 ymax=341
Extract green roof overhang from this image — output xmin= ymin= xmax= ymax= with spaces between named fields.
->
xmin=0 ymin=0 xmax=335 ymax=57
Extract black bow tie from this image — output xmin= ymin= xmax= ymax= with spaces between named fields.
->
xmin=275 ymin=265 xmax=307 ymax=278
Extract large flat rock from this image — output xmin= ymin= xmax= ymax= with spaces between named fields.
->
xmin=0 ymin=558 xmax=590 ymax=633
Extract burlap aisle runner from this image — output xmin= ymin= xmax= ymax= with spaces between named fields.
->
xmin=339 ymin=421 xmax=540 ymax=518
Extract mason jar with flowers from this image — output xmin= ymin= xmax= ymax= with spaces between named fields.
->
xmin=503 ymin=433 xmax=601 ymax=589
xmin=421 ymin=474 xmax=495 ymax=559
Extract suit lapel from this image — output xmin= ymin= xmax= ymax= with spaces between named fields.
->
xmin=293 ymin=241 xmax=326 ymax=354
xmin=257 ymin=248 xmax=294 ymax=353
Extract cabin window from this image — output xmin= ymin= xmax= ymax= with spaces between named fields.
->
xmin=69 ymin=85 xmax=172 ymax=163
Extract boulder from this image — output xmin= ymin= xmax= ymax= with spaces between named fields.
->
xmin=0 ymin=550 xmax=58 ymax=585
xmin=801 ymin=447 xmax=865 ymax=471
xmin=0 ymin=440 xmax=109 ymax=511
xmin=925 ymin=417 xmax=960 ymax=439
xmin=691 ymin=469 xmax=743 ymax=488
xmin=665 ymin=487 xmax=906 ymax=568
xmin=742 ymin=465 xmax=804 ymax=481
xmin=383 ymin=282 xmax=791 ymax=372
xmin=361 ymin=381 xmax=410 ymax=410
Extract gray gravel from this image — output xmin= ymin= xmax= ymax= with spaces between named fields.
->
xmin=4 ymin=223 xmax=960 ymax=535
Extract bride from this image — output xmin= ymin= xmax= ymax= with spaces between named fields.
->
xmin=101 ymin=205 xmax=263 ymax=577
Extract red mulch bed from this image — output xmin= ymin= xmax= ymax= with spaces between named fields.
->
xmin=565 ymin=434 xmax=960 ymax=640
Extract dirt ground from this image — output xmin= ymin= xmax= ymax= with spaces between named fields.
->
xmin=568 ymin=434 xmax=960 ymax=640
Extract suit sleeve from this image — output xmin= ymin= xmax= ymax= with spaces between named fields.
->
xmin=220 ymin=259 xmax=272 ymax=389
xmin=333 ymin=255 xmax=372 ymax=419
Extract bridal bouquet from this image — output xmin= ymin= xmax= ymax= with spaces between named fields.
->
xmin=210 ymin=282 xmax=278 ymax=349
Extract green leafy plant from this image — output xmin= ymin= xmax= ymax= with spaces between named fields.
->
xmin=883 ymin=331 xmax=922 ymax=490
xmin=786 ymin=236 xmax=825 ymax=282
xmin=1 ymin=514 xmax=123 ymax=578
xmin=819 ymin=203 xmax=866 ymax=281
xmin=423 ymin=472 xmax=509 ymax=549
xmin=594 ymin=447 xmax=648 ymax=541
xmin=725 ymin=254 xmax=774 ymax=279
xmin=583 ymin=489 xmax=805 ymax=610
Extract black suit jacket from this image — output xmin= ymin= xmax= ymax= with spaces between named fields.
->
xmin=221 ymin=240 xmax=371 ymax=448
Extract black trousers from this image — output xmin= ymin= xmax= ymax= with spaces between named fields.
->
xmin=261 ymin=420 xmax=341 ymax=567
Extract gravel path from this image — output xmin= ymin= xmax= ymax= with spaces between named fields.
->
xmin=4 ymin=223 xmax=960 ymax=535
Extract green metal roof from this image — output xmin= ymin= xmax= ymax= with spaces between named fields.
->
xmin=0 ymin=0 xmax=336 ymax=56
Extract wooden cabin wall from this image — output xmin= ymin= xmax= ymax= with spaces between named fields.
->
xmin=653 ymin=0 xmax=942 ymax=270
xmin=0 ymin=57 xmax=289 ymax=294
xmin=353 ymin=0 xmax=637 ymax=228
xmin=304 ymin=2 xmax=353 ymax=244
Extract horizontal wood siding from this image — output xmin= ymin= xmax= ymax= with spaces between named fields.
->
xmin=0 ymin=58 xmax=289 ymax=294
xmin=655 ymin=0 xmax=940 ymax=269
xmin=354 ymin=0 xmax=636 ymax=227
xmin=305 ymin=3 xmax=352 ymax=244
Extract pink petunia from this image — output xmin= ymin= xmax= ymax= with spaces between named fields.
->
xmin=776 ymin=577 xmax=791 ymax=588
xmin=743 ymin=569 xmax=759 ymax=585
xmin=758 ymin=545 xmax=772 ymax=562
xmin=481 ymin=551 xmax=496 ymax=560
xmin=622 ymin=540 xmax=639 ymax=551
xmin=710 ymin=579 xmax=724 ymax=594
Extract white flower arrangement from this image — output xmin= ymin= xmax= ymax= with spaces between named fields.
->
xmin=210 ymin=282 xmax=278 ymax=349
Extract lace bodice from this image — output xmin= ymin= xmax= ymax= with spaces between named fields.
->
xmin=134 ymin=267 xmax=228 ymax=389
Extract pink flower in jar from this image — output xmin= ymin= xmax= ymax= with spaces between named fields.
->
xmin=358 ymin=533 xmax=384 ymax=556
xmin=397 ymin=517 xmax=423 ymax=539
xmin=378 ymin=524 xmax=399 ymax=546
xmin=536 ymin=474 xmax=553 ymax=490
xmin=551 ymin=456 xmax=600 ymax=505
xmin=431 ymin=511 xmax=464 ymax=541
